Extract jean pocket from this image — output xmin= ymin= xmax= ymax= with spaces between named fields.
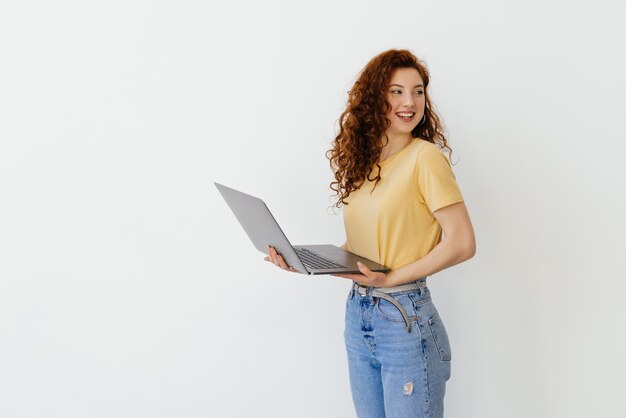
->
xmin=428 ymin=312 xmax=452 ymax=361
xmin=374 ymin=294 xmax=417 ymax=323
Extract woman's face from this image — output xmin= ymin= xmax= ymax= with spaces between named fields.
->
xmin=385 ymin=67 xmax=426 ymax=138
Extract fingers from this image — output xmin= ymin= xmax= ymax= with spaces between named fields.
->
xmin=332 ymin=262 xmax=386 ymax=287
xmin=331 ymin=263 xmax=373 ymax=281
xmin=357 ymin=261 xmax=372 ymax=277
xmin=270 ymin=246 xmax=285 ymax=268
xmin=276 ymin=253 xmax=290 ymax=270
xmin=267 ymin=246 xmax=295 ymax=272
xmin=268 ymin=246 xmax=278 ymax=264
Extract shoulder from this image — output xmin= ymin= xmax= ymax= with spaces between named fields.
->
xmin=413 ymin=139 xmax=451 ymax=166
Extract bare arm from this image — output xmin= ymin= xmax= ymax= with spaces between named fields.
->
xmin=386 ymin=201 xmax=475 ymax=286
xmin=335 ymin=201 xmax=476 ymax=287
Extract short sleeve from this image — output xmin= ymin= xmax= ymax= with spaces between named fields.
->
xmin=416 ymin=144 xmax=464 ymax=213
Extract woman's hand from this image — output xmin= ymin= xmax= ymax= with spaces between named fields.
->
xmin=264 ymin=246 xmax=302 ymax=273
xmin=333 ymin=261 xmax=388 ymax=287
xmin=334 ymin=240 xmax=388 ymax=286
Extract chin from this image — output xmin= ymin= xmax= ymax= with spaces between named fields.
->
xmin=390 ymin=127 xmax=416 ymax=136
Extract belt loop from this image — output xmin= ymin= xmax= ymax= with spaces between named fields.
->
xmin=415 ymin=280 xmax=422 ymax=296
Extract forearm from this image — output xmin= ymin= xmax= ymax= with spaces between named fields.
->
xmin=385 ymin=236 xmax=475 ymax=287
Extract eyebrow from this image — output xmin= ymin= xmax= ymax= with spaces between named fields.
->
xmin=389 ymin=84 xmax=424 ymax=88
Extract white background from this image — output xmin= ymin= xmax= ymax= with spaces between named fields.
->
xmin=1 ymin=1 xmax=625 ymax=417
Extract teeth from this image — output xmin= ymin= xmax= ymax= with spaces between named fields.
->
xmin=397 ymin=113 xmax=415 ymax=118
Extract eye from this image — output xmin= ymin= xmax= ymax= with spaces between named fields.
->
xmin=390 ymin=89 xmax=402 ymax=95
xmin=413 ymin=90 xmax=424 ymax=96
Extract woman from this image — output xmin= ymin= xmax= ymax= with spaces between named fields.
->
xmin=266 ymin=49 xmax=475 ymax=418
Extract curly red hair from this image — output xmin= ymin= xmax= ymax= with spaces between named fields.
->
xmin=327 ymin=49 xmax=451 ymax=207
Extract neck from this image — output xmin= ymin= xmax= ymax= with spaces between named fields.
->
xmin=380 ymin=132 xmax=413 ymax=161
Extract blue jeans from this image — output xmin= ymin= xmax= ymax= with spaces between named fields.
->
xmin=344 ymin=282 xmax=451 ymax=418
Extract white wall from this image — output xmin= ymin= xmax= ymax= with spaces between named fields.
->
xmin=1 ymin=1 xmax=625 ymax=417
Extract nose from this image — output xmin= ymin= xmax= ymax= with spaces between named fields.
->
xmin=402 ymin=92 xmax=415 ymax=107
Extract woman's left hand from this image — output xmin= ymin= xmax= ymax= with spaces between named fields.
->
xmin=333 ymin=261 xmax=388 ymax=287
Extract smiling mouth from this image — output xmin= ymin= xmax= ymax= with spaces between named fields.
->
xmin=396 ymin=112 xmax=416 ymax=121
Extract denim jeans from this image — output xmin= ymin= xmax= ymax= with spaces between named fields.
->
xmin=344 ymin=282 xmax=452 ymax=418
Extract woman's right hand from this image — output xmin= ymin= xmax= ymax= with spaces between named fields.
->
xmin=264 ymin=246 xmax=301 ymax=273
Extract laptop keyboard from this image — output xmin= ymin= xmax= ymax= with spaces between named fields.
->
xmin=294 ymin=247 xmax=347 ymax=270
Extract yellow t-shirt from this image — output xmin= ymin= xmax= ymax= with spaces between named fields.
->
xmin=343 ymin=138 xmax=464 ymax=270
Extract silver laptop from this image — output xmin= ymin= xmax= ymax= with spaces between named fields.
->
xmin=214 ymin=182 xmax=390 ymax=275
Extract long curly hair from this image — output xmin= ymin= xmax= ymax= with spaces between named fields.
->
xmin=326 ymin=49 xmax=451 ymax=207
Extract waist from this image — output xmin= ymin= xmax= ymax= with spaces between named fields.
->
xmin=352 ymin=278 xmax=428 ymax=296
xmin=350 ymin=278 xmax=429 ymax=333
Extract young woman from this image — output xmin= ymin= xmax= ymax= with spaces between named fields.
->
xmin=266 ymin=49 xmax=475 ymax=418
